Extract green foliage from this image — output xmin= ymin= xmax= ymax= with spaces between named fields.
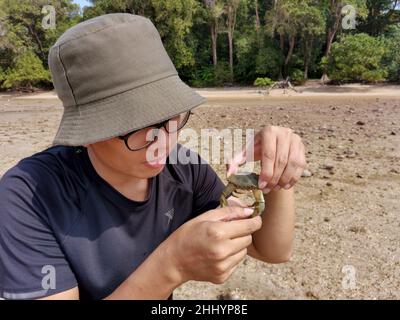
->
xmin=0 ymin=0 xmax=80 ymax=63
xmin=255 ymin=42 xmax=284 ymax=80
xmin=149 ymin=0 xmax=199 ymax=70
xmin=265 ymin=0 xmax=326 ymax=77
xmin=1 ymin=50 xmax=51 ymax=90
xmin=189 ymin=62 xmax=231 ymax=87
xmin=253 ymin=77 xmax=275 ymax=87
xmin=382 ymin=25 xmax=400 ymax=82
xmin=325 ymin=33 xmax=388 ymax=83
xmin=290 ymin=69 xmax=306 ymax=85
xmin=213 ymin=61 xmax=232 ymax=85
xmin=0 ymin=0 xmax=79 ymax=90
xmin=190 ymin=65 xmax=215 ymax=87
xmin=359 ymin=0 xmax=400 ymax=36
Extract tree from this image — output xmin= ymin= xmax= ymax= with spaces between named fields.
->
xmin=299 ymin=4 xmax=325 ymax=79
xmin=325 ymin=33 xmax=388 ymax=83
xmin=150 ymin=0 xmax=199 ymax=70
xmin=359 ymin=0 xmax=400 ymax=36
xmin=203 ymin=0 xmax=224 ymax=66
xmin=0 ymin=0 xmax=80 ymax=63
xmin=1 ymin=49 xmax=51 ymax=90
xmin=320 ymin=0 xmax=367 ymax=82
xmin=382 ymin=24 xmax=400 ymax=81
xmin=266 ymin=0 xmax=324 ymax=78
xmin=222 ymin=0 xmax=241 ymax=81
xmin=0 ymin=0 xmax=80 ymax=90
xmin=84 ymin=0 xmax=153 ymax=19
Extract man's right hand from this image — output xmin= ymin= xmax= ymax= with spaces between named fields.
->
xmin=164 ymin=206 xmax=262 ymax=285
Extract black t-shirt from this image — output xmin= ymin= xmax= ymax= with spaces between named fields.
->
xmin=0 ymin=144 xmax=224 ymax=300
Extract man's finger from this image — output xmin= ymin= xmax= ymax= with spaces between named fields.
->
xmin=199 ymin=206 xmax=254 ymax=222
xmin=285 ymin=142 xmax=306 ymax=188
xmin=259 ymin=129 xmax=277 ymax=190
xmin=221 ymin=248 xmax=248 ymax=270
xmin=277 ymin=139 xmax=300 ymax=188
xmin=216 ymin=216 xmax=262 ymax=239
xmin=287 ymin=165 xmax=304 ymax=188
xmin=226 ymin=196 xmax=247 ymax=208
xmin=266 ymin=131 xmax=291 ymax=190
xmin=227 ymin=235 xmax=253 ymax=255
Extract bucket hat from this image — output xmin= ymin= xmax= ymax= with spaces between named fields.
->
xmin=49 ymin=13 xmax=206 ymax=146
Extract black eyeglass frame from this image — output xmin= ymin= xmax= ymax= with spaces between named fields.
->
xmin=118 ymin=111 xmax=191 ymax=151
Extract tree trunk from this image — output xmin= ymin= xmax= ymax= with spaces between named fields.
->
xmin=255 ymin=0 xmax=260 ymax=33
xmin=304 ymin=64 xmax=309 ymax=80
xmin=284 ymin=35 xmax=295 ymax=77
xmin=226 ymin=3 xmax=238 ymax=83
xmin=324 ymin=28 xmax=336 ymax=57
xmin=228 ymin=30 xmax=234 ymax=82
xmin=28 ymin=24 xmax=46 ymax=62
xmin=321 ymin=28 xmax=336 ymax=83
xmin=211 ymin=21 xmax=218 ymax=66
xmin=321 ymin=1 xmax=341 ymax=82
xmin=280 ymin=33 xmax=285 ymax=51
xmin=205 ymin=0 xmax=219 ymax=67
xmin=303 ymin=38 xmax=313 ymax=80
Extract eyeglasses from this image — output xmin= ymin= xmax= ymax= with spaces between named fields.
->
xmin=118 ymin=111 xmax=191 ymax=151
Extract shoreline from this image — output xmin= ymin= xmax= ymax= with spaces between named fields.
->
xmin=1 ymin=83 xmax=399 ymax=102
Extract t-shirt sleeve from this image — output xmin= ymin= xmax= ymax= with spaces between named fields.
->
xmin=0 ymin=164 xmax=78 ymax=300
xmin=190 ymin=154 xmax=225 ymax=217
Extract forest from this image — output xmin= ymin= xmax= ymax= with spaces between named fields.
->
xmin=0 ymin=0 xmax=399 ymax=90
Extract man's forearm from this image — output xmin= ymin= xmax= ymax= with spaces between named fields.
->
xmin=252 ymin=188 xmax=295 ymax=262
xmin=105 ymin=241 xmax=183 ymax=300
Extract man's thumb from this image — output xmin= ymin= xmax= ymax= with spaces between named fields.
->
xmin=198 ymin=206 xmax=254 ymax=222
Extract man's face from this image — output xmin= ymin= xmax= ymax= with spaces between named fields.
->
xmin=86 ymin=127 xmax=178 ymax=179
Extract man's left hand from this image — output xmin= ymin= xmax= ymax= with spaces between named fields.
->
xmin=227 ymin=126 xmax=307 ymax=194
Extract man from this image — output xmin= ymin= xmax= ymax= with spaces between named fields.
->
xmin=0 ymin=13 xmax=306 ymax=300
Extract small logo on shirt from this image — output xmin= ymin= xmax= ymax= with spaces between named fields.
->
xmin=164 ymin=208 xmax=174 ymax=226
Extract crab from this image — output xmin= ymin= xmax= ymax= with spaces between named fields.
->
xmin=220 ymin=172 xmax=265 ymax=218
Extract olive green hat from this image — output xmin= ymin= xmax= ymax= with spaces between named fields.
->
xmin=49 ymin=13 xmax=206 ymax=146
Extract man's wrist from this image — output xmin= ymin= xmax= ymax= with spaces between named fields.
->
xmin=153 ymin=240 xmax=186 ymax=289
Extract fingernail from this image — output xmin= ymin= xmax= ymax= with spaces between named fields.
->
xmin=274 ymin=185 xmax=281 ymax=191
xmin=258 ymin=181 xmax=267 ymax=189
xmin=262 ymin=188 xmax=271 ymax=194
xmin=284 ymin=184 xmax=291 ymax=190
xmin=244 ymin=208 xmax=254 ymax=215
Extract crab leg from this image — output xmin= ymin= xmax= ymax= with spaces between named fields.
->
xmin=220 ymin=183 xmax=236 ymax=208
xmin=251 ymin=189 xmax=265 ymax=217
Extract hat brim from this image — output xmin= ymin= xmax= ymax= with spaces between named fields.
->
xmin=52 ymin=75 xmax=206 ymax=146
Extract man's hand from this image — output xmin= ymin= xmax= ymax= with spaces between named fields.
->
xmin=227 ymin=126 xmax=306 ymax=193
xmin=165 ymin=206 xmax=262 ymax=285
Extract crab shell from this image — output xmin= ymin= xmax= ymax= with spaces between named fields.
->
xmin=227 ymin=172 xmax=260 ymax=189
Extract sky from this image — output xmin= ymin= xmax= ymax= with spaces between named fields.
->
xmin=72 ymin=0 xmax=92 ymax=8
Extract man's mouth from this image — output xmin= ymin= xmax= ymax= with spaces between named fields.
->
xmin=143 ymin=154 xmax=167 ymax=168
